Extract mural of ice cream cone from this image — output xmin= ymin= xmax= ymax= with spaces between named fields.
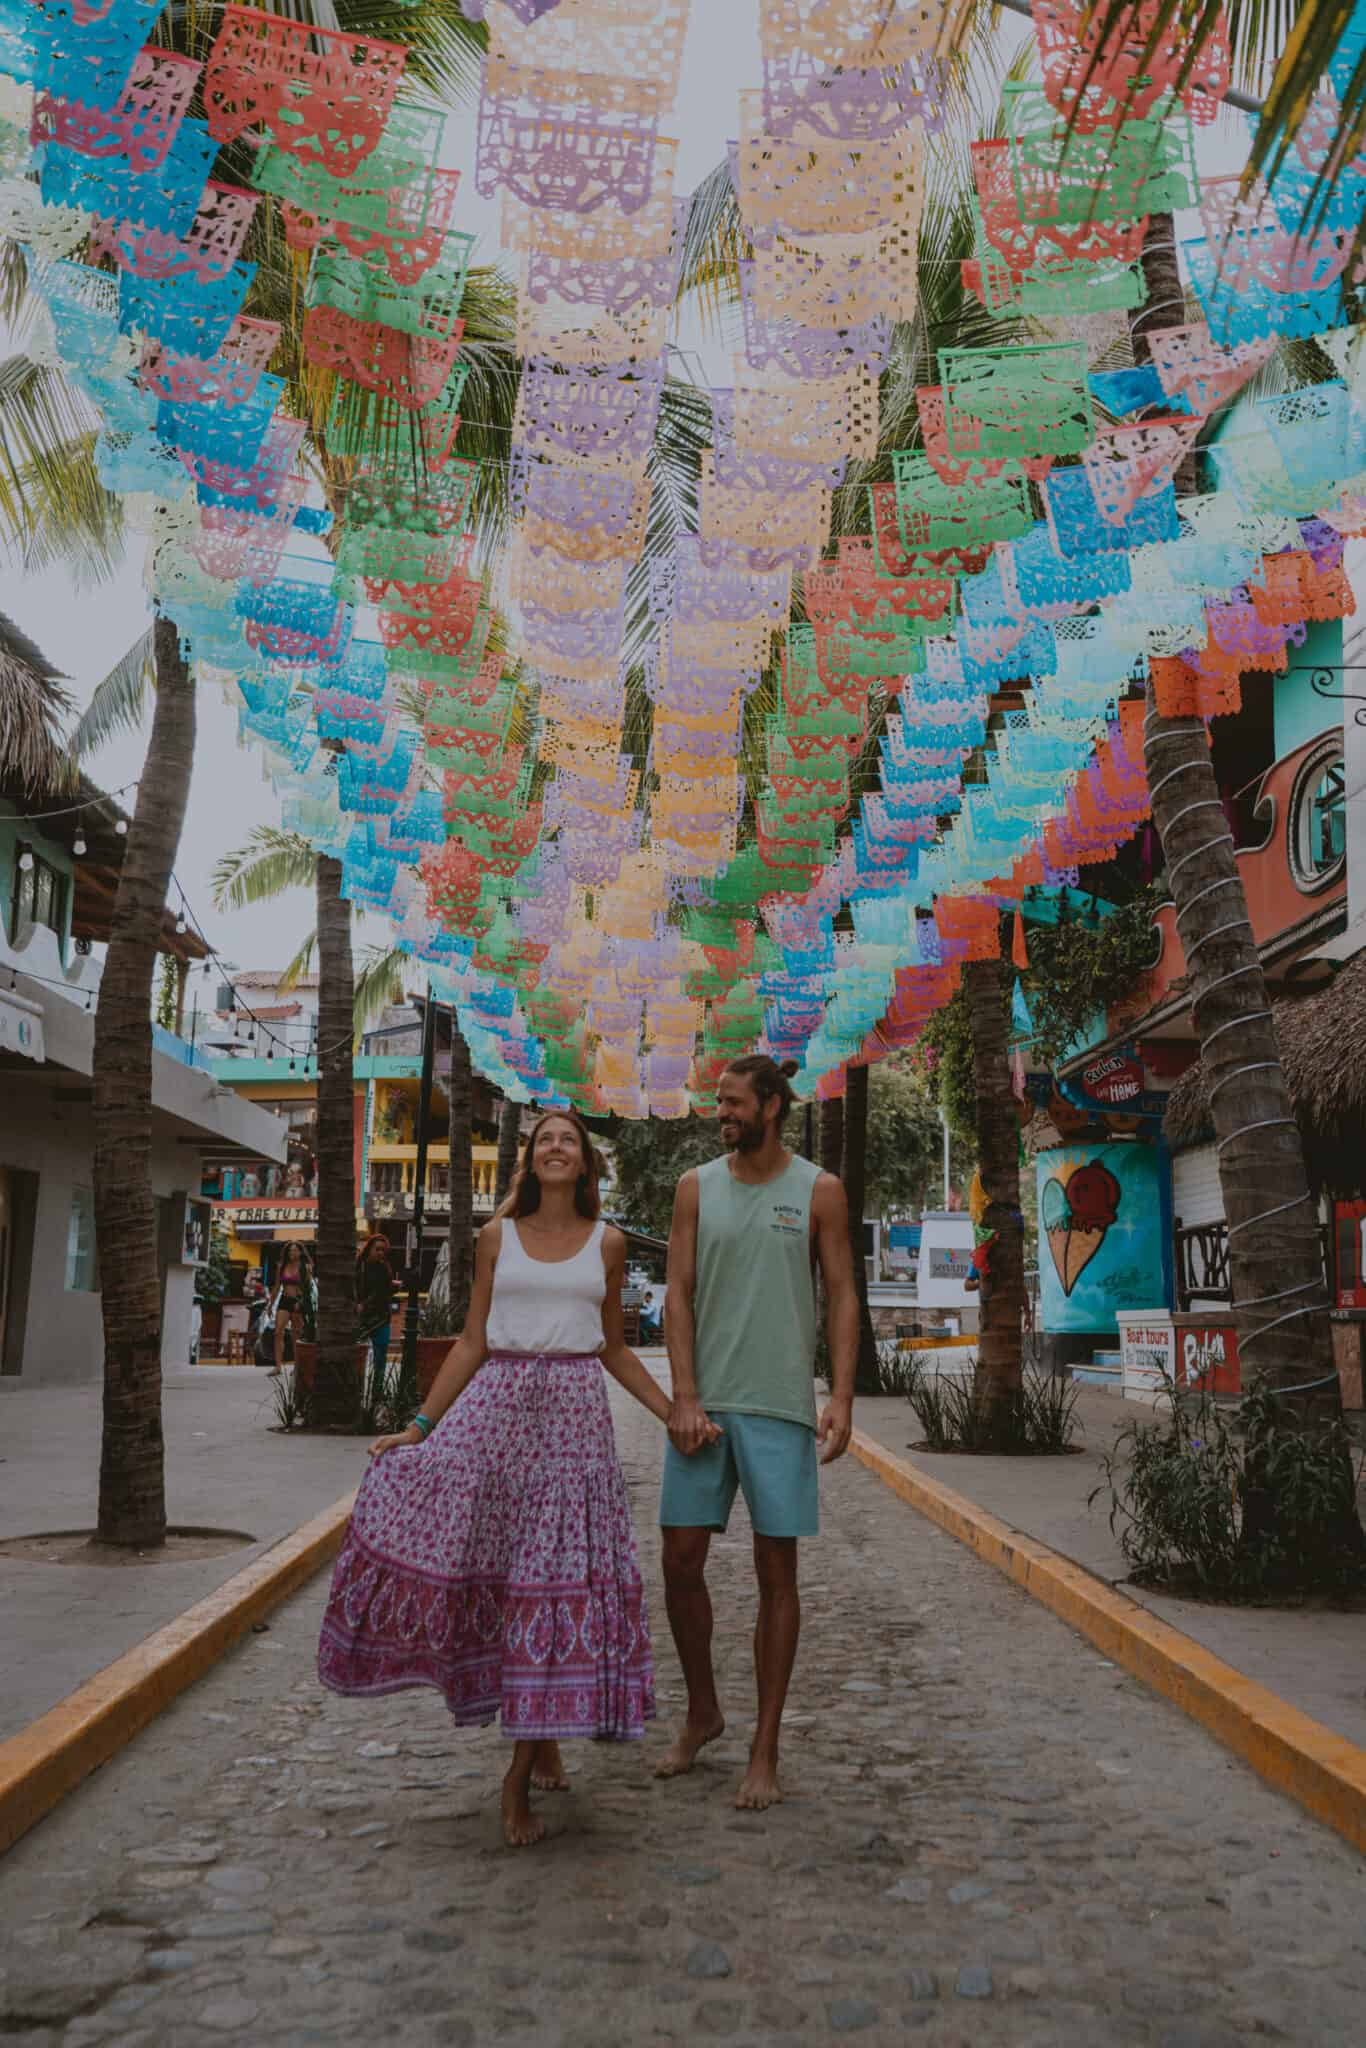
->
xmin=1065 ymin=1225 xmax=1107 ymax=1295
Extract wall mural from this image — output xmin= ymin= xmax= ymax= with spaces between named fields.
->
xmin=1036 ymin=1142 xmax=1166 ymax=1335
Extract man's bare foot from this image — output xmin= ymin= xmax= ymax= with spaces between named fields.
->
xmin=501 ymin=1772 xmax=545 ymax=1847
xmin=653 ymin=1713 xmax=725 ymax=1778
xmin=530 ymin=1740 xmax=569 ymax=1791
xmin=735 ymin=1756 xmax=782 ymax=1811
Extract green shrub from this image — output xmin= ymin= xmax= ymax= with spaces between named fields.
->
xmin=903 ymin=1358 xmax=1080 ymax=1454
xmin=1094 ymin=1383 xmax=1366 ymax=1600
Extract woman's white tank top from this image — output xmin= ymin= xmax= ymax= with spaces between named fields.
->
xmin=484 ymin=1217 xmax=607 ymax=1355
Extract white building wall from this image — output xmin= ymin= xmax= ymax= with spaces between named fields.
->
xmin=0 ymin=1088 xmax=204 ymax=1385
xmin=1171 ymin=1144 xmax=1224 ymax=1231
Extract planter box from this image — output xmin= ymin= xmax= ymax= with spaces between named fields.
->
xmin=292 ymin=1341 xmax=371 ymax=1393
xmin=416 ymin=1336 xmax=453 ymax=1401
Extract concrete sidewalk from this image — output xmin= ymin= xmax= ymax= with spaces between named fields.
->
xmin=855 ymin=1382 xmax=1366 ymax=1753
xmin=0 ymin=1366 xmax=367 ymax=1740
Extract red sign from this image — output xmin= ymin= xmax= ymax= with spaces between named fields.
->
xmin=1334 ymin=1199 xmax=1366 ymax=1311
xmin=1080 ymin=1051 xmax=1144 ymax=1106
xmin=1176 ymin=1322 xmax=1241 ymax=1396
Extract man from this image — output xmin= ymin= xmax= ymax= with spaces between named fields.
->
xmin=656 ymin=1053 xmax=859 ymax=1810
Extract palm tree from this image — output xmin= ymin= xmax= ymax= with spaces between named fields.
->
xmin=0 ymin=0 xmax=514 ymax=1523
xmin=93 ymin=616 xmax=196 ymax=1541
xmin=494 ymin=1094 xmax=521 ymax=1208
xmin=961 ymin=957 xmax=1026 ymax=1437
xmin=841 ymin=1063 xmax=883 ymax=1393
xmin=213 ymin=825 xmax=417 ymax=1420
xmin=445 ymin=1021 xmax=476 ymax=1329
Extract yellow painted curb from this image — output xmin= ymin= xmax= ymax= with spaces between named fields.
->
xmin=850 ymin=1429 xmax=1366 ymax=1857
xmin=0 ymin=1489 xmax=357 ymax=1860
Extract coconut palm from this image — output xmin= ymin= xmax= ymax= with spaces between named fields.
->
xmin=0 ymin=0 xmax=519 ymax=1530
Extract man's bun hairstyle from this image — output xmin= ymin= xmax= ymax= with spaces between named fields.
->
xmin=723 ymin=1052 xmax=800 ymax=1122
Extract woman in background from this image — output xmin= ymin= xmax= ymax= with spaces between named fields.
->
xmin=271 ymin=1241 xmax=311 ymax=1376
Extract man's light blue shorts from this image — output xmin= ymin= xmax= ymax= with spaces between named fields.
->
xmin=659 ymin=1411 xmax=818 ymax=1540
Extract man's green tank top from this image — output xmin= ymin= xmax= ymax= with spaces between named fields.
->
xmin=692 ymin=1151 xmax=821 ymax=1430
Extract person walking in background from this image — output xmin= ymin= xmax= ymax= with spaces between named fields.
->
xmin=319 ymin=1111 xmax=718 ymax=1847
xmin=271 ymin=1241 xmax=311 ymax=1377
xmin=354 ymin=1233 xmax=396 ymax=1401
xmin=656 ymin=1054 xmax=859 ymax=1812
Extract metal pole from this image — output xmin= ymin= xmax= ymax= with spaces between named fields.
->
xmin=398 ymin=984 xmax=437 ymax=1405
xmin=992 ymin=0 xmax=1264 ymax=114
xmin=941 ymin=1109 xmax=952 ymax=1209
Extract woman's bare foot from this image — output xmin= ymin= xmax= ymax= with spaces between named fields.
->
xmin=530 ymin=1740 xmax=569 ymax=1791
xmin=653 ymin=1713 xmax=725 ymax=1778
xmin=735 ymin=1754 xmax=782 ymax=1811
xmin=501 ymin=1770 xmax=545 ymax=1847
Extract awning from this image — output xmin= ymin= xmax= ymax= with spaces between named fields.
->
xmin=0 ymin=988 xmax=44 ymax=1062
xmin=236 ymin=1224 xmax=318 ymax=1243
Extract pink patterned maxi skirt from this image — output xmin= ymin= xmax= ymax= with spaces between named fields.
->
xmin=317 ymin=1351 xmax=655 ymax=1741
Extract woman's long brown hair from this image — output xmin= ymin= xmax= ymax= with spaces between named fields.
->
xmin=500 ymin=1109 xmax=602 ymax=1222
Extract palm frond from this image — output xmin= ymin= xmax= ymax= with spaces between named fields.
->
xmin=679 ymin=160 xmax=747 ymax=333
xmin=353 ymin=943 xmax=411 ymax=1031
xmin=211 ymin=826 xmax=318 ymax=911
xmin=0 ymin=354 xmax=124 ymax=577
xmin=280 ymin=927 xmax=318 ymax=992
xmin=68 ymin=629 xmax=155 ymax=759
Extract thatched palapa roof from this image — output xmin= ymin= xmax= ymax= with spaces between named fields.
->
xmin=1163 ymin=949 xmax=1366 ymax=1194
xmin=0 ymin=611 xmax=74 ymax=794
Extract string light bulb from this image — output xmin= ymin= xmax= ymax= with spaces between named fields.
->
xmin=18 ymin=848 xmax=34 ymax=873
xmin=115 ymin=819 xmax=128 ymax=836
xmin=175 ymin=915 xmax=187 ymax=935
xmin=73 ymin=833 xmax=86 ymax=856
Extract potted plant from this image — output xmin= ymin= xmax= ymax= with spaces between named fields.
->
xmin=414 ymin=1242 xmax=458 ymax=1400
xmin=291 ymin=1265 xmax=370 ymax=1396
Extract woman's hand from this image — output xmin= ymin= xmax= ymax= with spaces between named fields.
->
xmin=369 ymin=1425 xmax=422 ymax=1459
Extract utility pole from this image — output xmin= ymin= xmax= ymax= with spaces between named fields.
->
xmin=398 ymin=985 xmax=437 ymax=1407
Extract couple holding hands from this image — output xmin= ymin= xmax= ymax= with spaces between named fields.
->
xmin=318 ymin=1053 xmax=859 ymax=1847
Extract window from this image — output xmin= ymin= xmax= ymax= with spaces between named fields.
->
xmin=1290 ymin=742 xmax=1346 ymax=890
xmin=428 ymin=1163 xmax=450 ymax=1195
xmin=370 ymin=1161 xmax=405 ymax=1196
xmin=65 ymin=1187 xmax=97 ymax=1291
xmin=12 ymin=846 xmax=68 ymax=944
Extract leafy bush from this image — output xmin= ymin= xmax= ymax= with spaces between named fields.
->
xmin=903 ymin=1358 xmax=1081 ymax=1454
xmin=1095 ymin=1383 xmax=1366 ymax=1600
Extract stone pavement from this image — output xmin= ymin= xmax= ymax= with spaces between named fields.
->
xmin=3 ymin=1377 xmax=1365 ymax=2048
xmin=856 ymin=1386 xmax=1366 ymax=1752
xmin=0 ymin=1367 xmax=367 ymax=1738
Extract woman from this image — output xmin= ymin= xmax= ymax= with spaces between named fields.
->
xmin=354 ymin=1233 xmax=396 ymax=1399
xmin=271 ymin=1242 xmax=311 ymax=1377
xmin=318 ymin=1111 xmax=709 ymax=1847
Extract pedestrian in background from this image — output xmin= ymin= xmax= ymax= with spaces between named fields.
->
xmin=271 ymin=1241 xmax=311 ymax=1378
xmin=354 ymin=1233 xmax=396 ymax=1401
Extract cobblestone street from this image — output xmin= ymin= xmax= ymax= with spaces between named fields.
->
xmin=2 ymin=1387 xmax=1364 ymax=2047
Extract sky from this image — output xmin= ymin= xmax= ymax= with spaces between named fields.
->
xmin=8 ymin=0 xmax=1253 ymax=985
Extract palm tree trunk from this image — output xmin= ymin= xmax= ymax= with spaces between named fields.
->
xmin=1132 ymin=217 xmax=1359 ymax=1559
xmin=93 ymin=615 xmax=194 ymax=1548
xmin=819 ymin=1094 xmax=844 ymax=1178
xmin=841 ymin=1063 xmax=882 ymax=1394
xmin=446 ymin=1022 xmax=475 ymax=1331
xmin=494 ymin=1093 xmax=521 ymax=1207
xmin=962 ymin=956 xmax=1025 ymax=1440
xmin=312 ymin=854 xmax=359 ymax=1428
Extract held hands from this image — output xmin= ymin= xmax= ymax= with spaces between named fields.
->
xmin=816 ymin=1395 xmax=853 ymax=1465
xmin=667 ymin=1395 xmax=724 ymax=1457
xmin=370 ymin=1425 xmax=422 ymax=1459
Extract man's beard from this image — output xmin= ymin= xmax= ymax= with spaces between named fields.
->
xmin=725 ymin=1118 xmax=764 ymax=1153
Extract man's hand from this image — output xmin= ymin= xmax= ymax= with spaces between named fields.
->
xmin=668 ymin=1394 xmax=718 ymax=1457
xmin=816 ymin=1395 xmax=853 ymax=1465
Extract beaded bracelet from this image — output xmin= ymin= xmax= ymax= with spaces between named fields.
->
xmin=414 ymin=1413 xmax=435 ymax=1439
